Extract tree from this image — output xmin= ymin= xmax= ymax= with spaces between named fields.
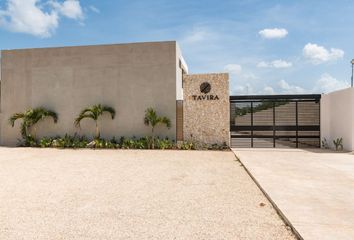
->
xmin=74 ymin=104 xmax=116 ymax=139
xmin=144 ymin=107 xmax=171 ymax=149
xmin=9 ymin=107 xmax=58 ymax=139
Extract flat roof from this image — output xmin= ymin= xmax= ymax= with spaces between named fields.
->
xmin=1 ymin=40 xmax=178 ymax=52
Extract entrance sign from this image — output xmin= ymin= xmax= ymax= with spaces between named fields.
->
xmin=200 ymin=82 xmax=211 ymax=94
xmin=183 ymin=73 xmax=230 ymax=146
xmin=192 ymin=82 xmax=220 ymax=101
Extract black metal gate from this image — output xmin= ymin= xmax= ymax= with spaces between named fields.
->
xmin=230 ymin=94 xmax=321 ymax=148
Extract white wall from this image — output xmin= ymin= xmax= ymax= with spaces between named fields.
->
xmin=321 ymin=88 xmax=354 ymax=151
xmin=175 ymin=42 xmax=188 ymax=101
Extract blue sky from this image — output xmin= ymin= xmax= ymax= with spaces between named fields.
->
xmin=1 ymin=0 xmax=353 ymax=95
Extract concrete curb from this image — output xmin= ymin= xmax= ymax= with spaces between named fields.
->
xmin=232 ymin=152 xmax=303 ymax=240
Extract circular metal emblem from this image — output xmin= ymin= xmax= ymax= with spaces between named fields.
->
xmin=200 ymin=82 xmax=211 ymax=94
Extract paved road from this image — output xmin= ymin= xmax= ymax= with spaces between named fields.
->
xmin=0 ymin=148 xmax=294 ymax=240
xmin=234 ymin=148 xmax=354 ymax=240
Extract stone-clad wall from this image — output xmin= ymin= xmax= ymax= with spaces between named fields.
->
xmin=183 ymin=73 xmax=230 ymax=146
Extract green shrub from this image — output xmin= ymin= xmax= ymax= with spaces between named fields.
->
xmin=21 ymin=135 xmax=38 ymax=147
xmin=134 ymin=137 xmax=149 ymax=149
xmin=120 ymin=137 xmax=135 ymax=149
xmin=93 ymin=138 xmax=118 ymax=149
xmin=49 ymin=134 xmax=89 ymax=149
xmin=39 ymin=137 xmax=53 ymax=148
xmin=32 ymin=135 xmax=228 ymax=151
xmin=155 ymin=137 xmax=173 ymax=150
xmin=73 ymin=136 xmax=89 ymax=148
xmin=111 ymin=137 xmax=119 ymax=145
xmin=208 ymin=142 xmax=229 ymax=150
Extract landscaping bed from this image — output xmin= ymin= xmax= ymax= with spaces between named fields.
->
xmin=10 ymin=106 xmax=229 ymax=151
xmin=22 ymin=135 xmax=229 ymax=151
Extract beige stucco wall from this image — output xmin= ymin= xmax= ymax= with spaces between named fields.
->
xmin=1 ymin=41 xmax=185 ymax=146
xmin=183 ymin=73 xmax=230 ymax=146
xmin=321 ymin=88 xmax=354 ymax=151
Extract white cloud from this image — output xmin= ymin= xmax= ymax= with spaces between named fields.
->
xmin=0 ymin=0 xmax=84 ymax=38
xmin=89 ymin=5 xmax=100 ymax=14
xmin=260 ymin=74 xmax=349 ymax=95
xmin=278 ymin=79 xmax=306 ymax=94
xmin=257 ymin=59 xmax=292 ymax=68
xmin=262 ymin=86 xmax=275 ymax=95
xmin=313 ymin=73 xmax=349 ymax=93
xmin=242 ymin=72 xmax=258 ymax=80
xmin=257 ymin=61 xmax=268 ymax=68
xmin=234 ymin=74 xmax=348 ymax=95
xmin=225 ymin=63 xmax=258 ymax=86
xmin=51 ymin=0 xmax=84 ymax=20
xmin=259 ymin=28 xmax=288 ymax=39
xmin=233 ymin=85 xmax=274 ymax=95
xmin=233 ymin=84 xmax=254 ymax=95
xmin=182 ymin=28 xmax=211 ymax=43
xmin=224 ymin=64 xmax=242 ymax=75
xmin=303 ymin=43 xmax=344 ymax=64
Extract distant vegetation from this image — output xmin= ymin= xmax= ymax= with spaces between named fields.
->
xmin=235 ymin=101 xmax=289 ymax=116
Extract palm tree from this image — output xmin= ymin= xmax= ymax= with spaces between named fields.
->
xmin=74 ymin=104 xmax=116 ymax=139
xmin=9 ymin=107 xmax=58 ymax=139
xmin=144 ymin=107 xmax=171 ymax=149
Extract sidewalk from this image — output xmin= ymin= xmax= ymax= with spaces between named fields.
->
xmin=234 ymin=148 xmax=354 ymax=240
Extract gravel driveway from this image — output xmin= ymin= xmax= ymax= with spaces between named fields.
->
xmin=0 ymin=148 xmax=295 ymax=240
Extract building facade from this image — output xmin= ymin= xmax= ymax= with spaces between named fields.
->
xmin=2 ymin=40 xmax=352 ymax=150
xmin=0 ymin=41 xmax=230 ymax=146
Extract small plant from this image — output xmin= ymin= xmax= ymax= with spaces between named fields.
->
xmin=119 ymin=136 xmax=150 ymax=149
xmin=39 ymin=137 xmax=53 ymax=148
xmin=92 ymin=138 xmax=118 ymax=149
xmin=178 ymin=140 xmax=196 ymax=150
xmin=333 ymin=138 xmax=343 ymax=151
xmin=74 ymin=104 xmax=116 ymax=139
xmin=155 ymin=137 xmax=174 ymax=150
xmin=209 ymin=142 xmax=229 ymax=150
xmin=133 ymin=137 xmax=149 ymax=149
xmin=21 ymin=135 xmax=38 ymax=147
xmin=73 ymin=135 xmax=89 ymax=148
xmin=48 ymin=134 xmax=89 ymax=148
xmin=120 ymin=137 xmax=136 ymax=149
xmin=321 ymin=138 xmax=330 ymax=149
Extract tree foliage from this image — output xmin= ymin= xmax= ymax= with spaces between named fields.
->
xmin=9 ymin=107 xmax=58 ymax=139
xmin=144 ymin=107 xmax=171 ymax=133
xmin=74 ymin=104 xmax=116 ymax=139
xmin=144 ymin=107 xmax=171 ymax=149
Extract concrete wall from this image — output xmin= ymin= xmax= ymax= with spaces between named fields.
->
xmin=1 ymin=41 xmax=184 ymax=146
xmin=321 ymin=88 xmax=354 ymax=151
xmin=183 ymin=73 xmax=230 ymax=146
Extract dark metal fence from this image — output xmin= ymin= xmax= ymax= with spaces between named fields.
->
xmin=230 ymin=94 xmax=321 ymax=148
